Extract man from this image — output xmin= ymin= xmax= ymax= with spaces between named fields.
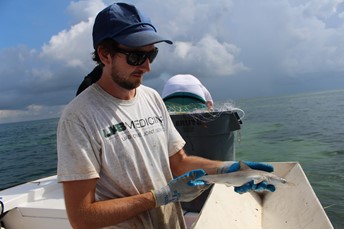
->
xmin=57 ymin=3 xmax=274 ymax=228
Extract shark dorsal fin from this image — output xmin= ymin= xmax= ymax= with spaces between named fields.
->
xmin=239 ymin=160 xmax=251 ymax=170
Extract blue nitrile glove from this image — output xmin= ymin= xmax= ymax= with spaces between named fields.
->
xmin=218 ymin=161 xmax=276 ymax=194
xmin=152 ymin=169 xmax=210 ymax=207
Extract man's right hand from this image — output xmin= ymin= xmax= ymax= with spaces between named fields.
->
xmin=151 ymin=169 xmax=210 ymax=207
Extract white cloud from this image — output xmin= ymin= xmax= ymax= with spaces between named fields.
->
xmin=40 ymin=19 xmax=94 ymax=68
xmin=39 ymin=0 xmax=109 ymax=69
xmin=67 ymin=0 xmax=106 ymax=22
xmin=172 ymin=35 xmax=248 ymax=76
xmin=279 ymin=1 xmax=344 ymax=75
xmin=174 ymin=42 xmax=192 ymax=59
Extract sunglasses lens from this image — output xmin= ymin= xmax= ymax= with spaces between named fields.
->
xmin=127 ymin=53 xmax=145 ymax=66
xmin=148 ymin=49 xmax=158 ymax=63
xmin=126 ymin=48 xmax=159 ymax=66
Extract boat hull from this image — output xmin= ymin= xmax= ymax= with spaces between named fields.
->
xmin=0 ymin=176 xmax=72 ymax=229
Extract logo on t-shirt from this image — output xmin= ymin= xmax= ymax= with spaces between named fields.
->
xmin=102 ymin=116 xmax=163 ymax=138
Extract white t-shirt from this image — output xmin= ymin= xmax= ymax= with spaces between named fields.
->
xmin=57 ymin=84 xmax=186 ymax=229
xmin=161 ymin=74 xmax=213 ymax=103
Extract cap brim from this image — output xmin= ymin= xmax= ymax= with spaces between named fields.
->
xmin=114 ymin=31 xmax=173 ymax=48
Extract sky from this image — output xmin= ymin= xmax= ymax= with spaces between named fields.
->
xmin=1 ymin=0 xmax=344 ymax=124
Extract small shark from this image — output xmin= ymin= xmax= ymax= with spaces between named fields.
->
xmin=197 ymin=161 xmax=287 ymax=187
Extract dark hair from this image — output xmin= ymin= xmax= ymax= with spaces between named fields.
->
xmin=92 ymin=39 xmax=119 ymax=65
xmin=76 ymin=65 xmax=103 ymax=96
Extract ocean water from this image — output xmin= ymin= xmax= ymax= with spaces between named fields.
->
xmin=0 ymin=118 xmax=58 ymax=189
xmin=0 ymin=89 xmax=343 ymax=228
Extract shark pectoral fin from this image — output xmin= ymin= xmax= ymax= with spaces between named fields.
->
xmin=253 ymin=180 xmax=263 ymax=185
xmin=250 ymin=176 xmax=266 ymax=184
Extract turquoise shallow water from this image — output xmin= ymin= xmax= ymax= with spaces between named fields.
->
xmin=0 ymin=89 xmax=343 ymax=228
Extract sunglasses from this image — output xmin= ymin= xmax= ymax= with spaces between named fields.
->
xmin=115 ymin=47 xmax=159 ymax=66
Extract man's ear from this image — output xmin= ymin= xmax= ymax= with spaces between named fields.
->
xmin=98 ymin=46 xmax=112 ymax=66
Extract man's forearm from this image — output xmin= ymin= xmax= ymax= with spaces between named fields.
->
xmin=81 ymin=193 xmax=155 ymax=228
xmin=64 ymin=180 xmax=156 ymax=229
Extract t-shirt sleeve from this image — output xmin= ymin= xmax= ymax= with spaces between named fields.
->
xmin=166 ymin=114 xmax=185 ymax=157
xmin=57 ymin=116 xmax=101 ymax=182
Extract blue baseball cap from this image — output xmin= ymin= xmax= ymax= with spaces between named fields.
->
xmin=92 ymin=3 xmax=173 ymax=49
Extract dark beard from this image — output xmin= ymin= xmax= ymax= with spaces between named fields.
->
xmin=114 ymin=78 xmax=140 ymax=90
xmin=110 ymin=68 xmax=142 ymax=90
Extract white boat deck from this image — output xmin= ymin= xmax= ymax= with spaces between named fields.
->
xmin=0 ymin=176 xmax=71 ymax=229
xmin=191 ymin=162 xmax=334 ymax=229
